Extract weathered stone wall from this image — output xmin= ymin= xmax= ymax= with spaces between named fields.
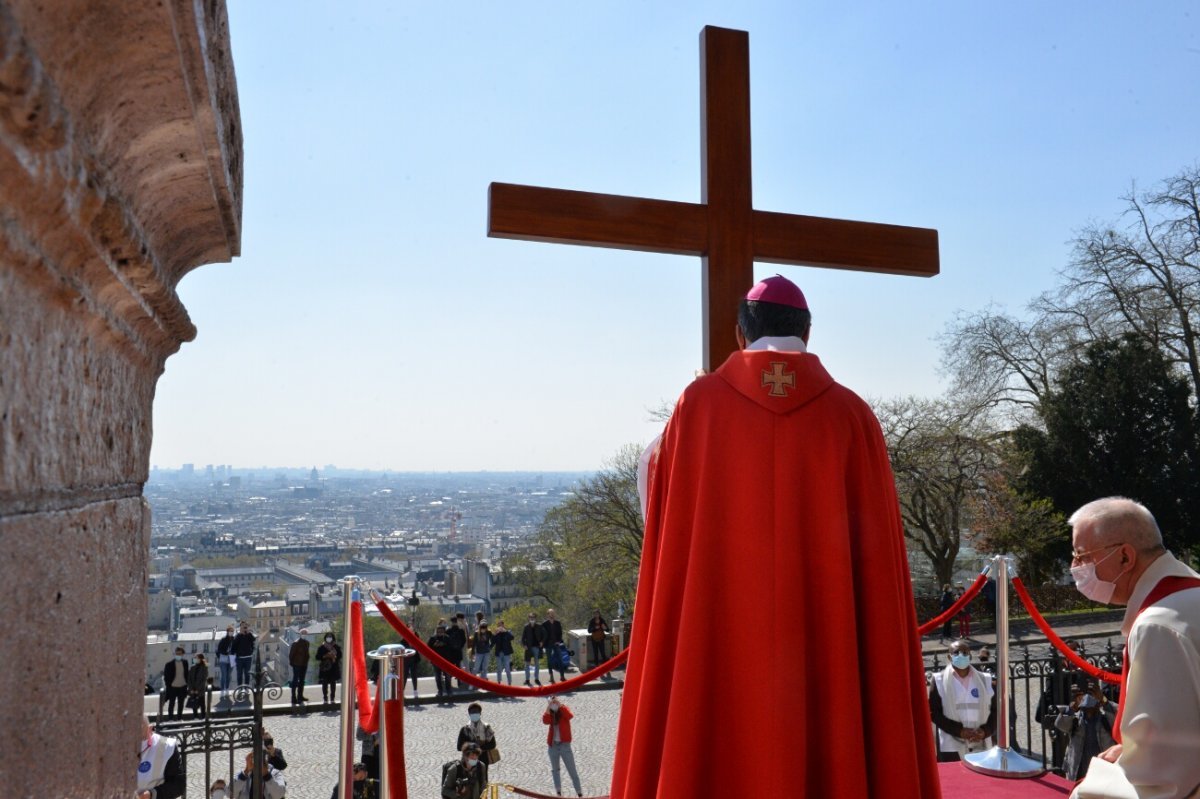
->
xmin=0 ymin=1 xmax=241 ymax=795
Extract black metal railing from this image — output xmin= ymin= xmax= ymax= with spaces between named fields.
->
xmin=924 ymin=639 xmax=1122 ymax=773
xmin=152 ymin=648 xmax=282 ymax=797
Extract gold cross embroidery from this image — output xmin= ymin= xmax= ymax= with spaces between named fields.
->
xmin=761 ymin=362 xmax=796 ymax=397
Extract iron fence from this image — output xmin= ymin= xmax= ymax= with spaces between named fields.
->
xmin=152 ymin=649 xmax=282 ymax=797
xmin=924 ymin=639 xmax=1123 ymax=773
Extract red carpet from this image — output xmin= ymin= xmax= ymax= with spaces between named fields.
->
xmin=939 ymin=761 xmax=1074 ymax=797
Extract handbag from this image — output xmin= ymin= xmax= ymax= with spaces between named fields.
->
xmin=485 ymin=746 xmax=501 ymax=765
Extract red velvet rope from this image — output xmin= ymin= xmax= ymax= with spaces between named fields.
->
xmin=382 ymin=697 xmax=407 ymax=799
xmin=916 ymin=572 xmax=989 ymax=636
xmin=372 ymin=594 xmax=628 ymax=697
xmin=1010 ymin=576 xmax=1122 ymax=684
xmin=503 ymin=786 xmax=609 ymax=799
xmin=351 ymin=601 xmax=383 ymax=733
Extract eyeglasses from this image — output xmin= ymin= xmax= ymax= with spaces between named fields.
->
xmin=1070 ymin=543 xmax=1121 ymax=566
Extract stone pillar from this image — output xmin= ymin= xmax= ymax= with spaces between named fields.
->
xmin=0 ymin=1 xmax=241 ymax=796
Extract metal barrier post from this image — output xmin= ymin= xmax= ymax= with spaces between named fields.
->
xmin=369 ymin=643 xmax=414 ymax=799
xmin=964 ymin=555 xmax=1045 ymax=778
xmin=337 ymin=576 xmax=360 ymax=799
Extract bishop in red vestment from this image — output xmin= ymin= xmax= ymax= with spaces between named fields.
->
xmin=611 ymin=276 xmax=941 ymax=798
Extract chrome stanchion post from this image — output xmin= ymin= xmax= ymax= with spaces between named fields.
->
xmin=369 ymin=643 xmax=414 ymax=799
xmin=337 ymin=576 xmax=359 ymax=799
xmin=964 ymin=555 xmax=1045 ymax=778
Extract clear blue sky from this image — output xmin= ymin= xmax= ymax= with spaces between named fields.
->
xmin=149 ymin=1 xmax=1200 ymax=472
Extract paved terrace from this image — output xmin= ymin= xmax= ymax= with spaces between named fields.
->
xmin=165 ymin=684 xmax=623 ymax=799
xmin=149 ymin=611 xmax=1126 ymax=798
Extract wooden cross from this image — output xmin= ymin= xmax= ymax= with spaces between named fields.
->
xmin=488 ymin=25 xmax=939 ymax=370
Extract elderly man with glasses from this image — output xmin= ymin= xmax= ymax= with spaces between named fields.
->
xmin=1067 ymin=496 xmax=1200 ymax=799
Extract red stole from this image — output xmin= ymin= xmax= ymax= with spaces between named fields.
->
xmin=1112 ymin=575 xmax=1200 ymax=743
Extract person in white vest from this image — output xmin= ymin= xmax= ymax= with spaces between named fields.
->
xmin=928 ymin=639 xmax=997 ymax=762
xmin=136 ymin=716 xmax=184 ymax=799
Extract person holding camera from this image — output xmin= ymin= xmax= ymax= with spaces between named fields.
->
xmin=316 ymin=632 xmax=342 ymax=705
xmin=1055 ymin=680 xmax=1118 ymax=781
xmin=441 ymin=742 xmax=486 ymax=799
xmin=543 ymin=696 xmax=583 ymax=798
xmin=929 ymin=639 xmax=997 ymax=762
xmin=230 ymin=751 xmax=286 ymax=799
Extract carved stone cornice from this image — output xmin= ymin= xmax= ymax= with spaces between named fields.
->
xmin=0 ymin=0 xmax=242 ymax=364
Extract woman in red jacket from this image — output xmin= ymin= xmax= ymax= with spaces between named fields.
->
xmin=542 ymin=697 xmax=583 ymax=797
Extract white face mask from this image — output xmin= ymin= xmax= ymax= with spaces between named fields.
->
xmin=211 ymin=790 xmax=228 ymax=799
xmin=466 ymin=757 xmax=479 ymax=768
xmin=1070 ymin=546 xmax=1124 ymax=604
xmin=469 ymin=713 xmax=481 ymax=723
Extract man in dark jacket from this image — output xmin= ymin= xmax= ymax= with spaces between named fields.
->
xmin=216 ymin=625 xmax=236 ymax=697
xmin=542 ymin=609 xmax=565 ymax=684
xmin=428 ymin=622 xmax=456 ymax=698
xmin=232 ymin=622 xmax=256 ymax=688
xmin=446 ymin=615 xmax=468 ymax=690
xmin=288 ymin=635 xmax=310 ymax=706
xmin=522 ymin=612 xmax=547 ymax=687
xmin=162 ymin=647 xmax=189 ymax=720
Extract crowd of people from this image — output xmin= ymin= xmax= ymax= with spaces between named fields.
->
xmin=422 ymin=608 xmax=611 ymax=697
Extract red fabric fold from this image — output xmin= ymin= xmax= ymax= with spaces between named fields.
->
xmin=917 ymin=573 xmax=989 ymax=636
xmin=372 ymin=595 xmax=628 ymax=697
xmin=382 ymin=697 xmax=407 ymax=799
xmin=351 ymin=601 xmax=382 ymax=733
xmin=1010 ymin=577 xmax=1122 ymax=684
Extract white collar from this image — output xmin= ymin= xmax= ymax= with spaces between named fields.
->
xmin=1121 ymin=551 xmax=1197 ymax=635
xmin=745 ymin=335 xmax=807 ymax=353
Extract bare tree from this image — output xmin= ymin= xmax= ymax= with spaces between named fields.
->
xmin=876 ymin=397 xmax=1001 ymax=588
xmin=943 ymin=165 xmax=1200 ymax=418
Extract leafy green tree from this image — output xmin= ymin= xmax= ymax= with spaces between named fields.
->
xmin=967 ymin=466 xmax=1067 ymax=585
xmin=504 ymin=444 xmax=644 ymax=625
xmin=1016 ymin=335 xmax=1200 ymax=557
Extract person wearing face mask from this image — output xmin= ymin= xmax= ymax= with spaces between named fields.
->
xmin=543 ymin=697 xmax=583 ymax=797
xmin=1055 ymin=681 xmax=1118 ymax=781
xmin=162 ymin=647 xmax=190 ymax=720
xmin=316 ymin=632 xmax=342 ymax=705
xmin=456 ymin=702 xmax=498 ymax=780
xmin=928 ymin=639 xmax=996 ymax=762
xmin=209 ymin=779 xmax=228 ymax=799
xmin=187 ymin=653 xmax=209 ymax=718
xmin=136 ymin=716 xmax=184 ymax=799
xmin=1067 ymin=497 xmax=1200 ymax=799
xmin=441 ymin=743 xmax=486 ymax=799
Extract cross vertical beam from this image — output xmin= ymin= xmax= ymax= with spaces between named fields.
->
xmin=701 ymin=26 xmax=754 ymax=370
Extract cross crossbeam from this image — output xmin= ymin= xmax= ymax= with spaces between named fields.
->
xmin=488 ymin=25 xmax=939 ymax=370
